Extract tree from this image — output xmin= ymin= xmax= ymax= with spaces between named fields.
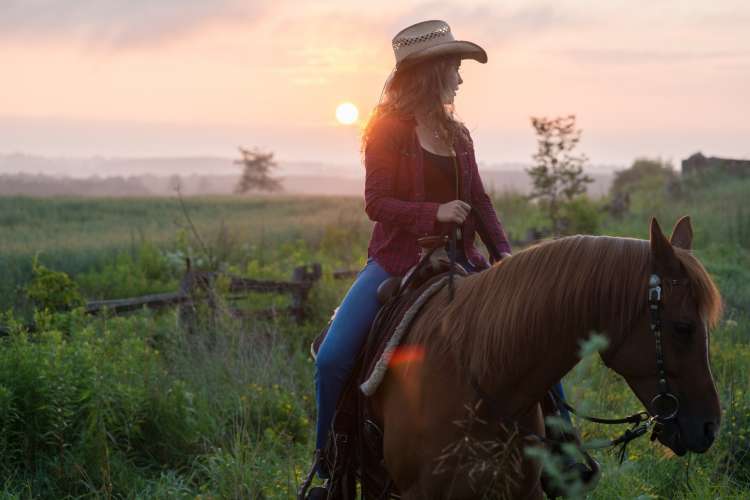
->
xmin=610 ymin=157 xmax=677 ymax=197
xmin=234 ymin=147 xmax=282 ymax=194
xmin=526 ymin=115 xmax=593 ymax=235
xmin=168 ymin=174 xmax=182 ymax=193
xmin=608 ymin=158 xmax=679 ymax=217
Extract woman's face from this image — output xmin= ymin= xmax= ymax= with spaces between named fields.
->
xmin=441 ymin=58 xmax=463 ymax=105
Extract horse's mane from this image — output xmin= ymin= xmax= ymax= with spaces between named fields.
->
xmin=410 ymin=235 xmax=722 ymax=380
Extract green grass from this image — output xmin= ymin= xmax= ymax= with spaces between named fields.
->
xmin=0 ymin=195 xmax=368 ymax=313
xmin=0 ymin=176 xmax=748 ymax=498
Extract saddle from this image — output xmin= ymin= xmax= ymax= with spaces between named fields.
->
xmin=375 ymin=235 xmax=468 ymax=304
xmin=310 ymin=235 xmax=467 ymax=358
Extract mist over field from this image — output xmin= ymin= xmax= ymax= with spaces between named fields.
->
xmin=0 ymin=153 xmax=619 ymax=197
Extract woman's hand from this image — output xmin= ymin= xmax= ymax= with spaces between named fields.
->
xmin=436 ymin=200 xmax=471 ymax=224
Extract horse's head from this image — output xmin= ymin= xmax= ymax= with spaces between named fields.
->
xmin=603 ymin=216 xmax=722 ymax=456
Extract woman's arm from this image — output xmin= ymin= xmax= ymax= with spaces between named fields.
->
xmin=364 ymin=119 xmax=441 ymax=236
xmin=469 ymin=151 xmax=512 ymax=259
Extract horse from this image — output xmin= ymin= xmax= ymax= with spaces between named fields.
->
xmin=368 ymin=216 xmax=722 ymax=498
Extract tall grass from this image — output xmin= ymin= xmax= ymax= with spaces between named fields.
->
xmin=0 ymin=178 xmax=748 ymax=497
xmin=0 ymin=195 xmax=367 ymax=313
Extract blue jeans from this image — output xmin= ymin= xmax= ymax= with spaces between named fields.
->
xmin=553 ymin=381 xmax=571 ymax=422
xmin=314 ymin=258 xmax=392 ymax=450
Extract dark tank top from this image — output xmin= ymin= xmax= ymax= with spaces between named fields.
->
xmin=422 ymin=147 xmax=457 ymax=203
xmin=422 ymin=147 xmax=459 ymax=237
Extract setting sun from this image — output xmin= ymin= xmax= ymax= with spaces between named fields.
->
xmin=335 ymin=102 xmax=359 ymax=125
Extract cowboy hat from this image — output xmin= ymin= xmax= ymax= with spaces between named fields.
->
xmin=391 ymin=20 xmax=487 ymax=70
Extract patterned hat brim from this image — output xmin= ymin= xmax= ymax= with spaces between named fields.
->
xmin=396 ymin=40 xmax=487 ymax=70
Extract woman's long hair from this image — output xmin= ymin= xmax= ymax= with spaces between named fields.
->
xmin=361 ymin=56 xmax=469 ymax=153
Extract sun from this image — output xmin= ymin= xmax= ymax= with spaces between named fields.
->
xmin=335 ymin=102 xmax=359 ymax=125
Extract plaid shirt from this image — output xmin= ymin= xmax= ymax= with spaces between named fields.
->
xmin=364 ymin=113 xmax=512 ymax=276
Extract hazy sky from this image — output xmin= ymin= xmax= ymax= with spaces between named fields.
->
xmin=2 ymin=0 xmax=749 ymax=171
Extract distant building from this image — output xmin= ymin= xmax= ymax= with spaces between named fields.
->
xmin=682 ymin=152 xmax=750 ymax=177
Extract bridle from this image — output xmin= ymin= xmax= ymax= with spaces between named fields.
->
xmin=647 ymin=273 xmax=681 ymax=423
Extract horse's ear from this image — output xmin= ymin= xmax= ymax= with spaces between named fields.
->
xmin=669 ymin=215 xmax=693 ymax=250
xmin=650 ymin=217 xmax=677 ymax=268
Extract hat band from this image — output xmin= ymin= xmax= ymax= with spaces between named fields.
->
xmin=392 ymin=25 xmax=450 ymax=52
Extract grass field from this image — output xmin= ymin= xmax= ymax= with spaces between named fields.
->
xmin=0 ymin=175 xmax=748 ymax=498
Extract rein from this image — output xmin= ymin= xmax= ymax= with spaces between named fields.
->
xmin=470 ymin=379 xmax=655 ymax=464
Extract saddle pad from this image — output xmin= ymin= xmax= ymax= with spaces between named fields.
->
xmin=359 ymin=275 xmax=449 ymax=396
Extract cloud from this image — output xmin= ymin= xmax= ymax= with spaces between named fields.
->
xmin=0 ymin=0 xmax=270 ymax=48
xmin=394 ymin=1 xmax=592 ymax=46
xmin=550 ymin=48 xmax=750 ymax=66
xmin=253 ymin=1 xmax=590 ymax=82
xmin=0 ymin=1 xmax=615 ymax=53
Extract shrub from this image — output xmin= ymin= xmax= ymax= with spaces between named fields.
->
xmin=24 ymin=256 xmax=84 ymax=312
xmin=720 ymin=387 xmax=750 ymax=486
xmin=559 ymin=197 xmax=602 ymax=235
xmin=610 ymin=157 xmax=678 ymax=198
xmin=0 ymin=313 xmax=205 ymax=496
xmin=76 ymin=242 xmax=177 ymax=300
xmin=244 ymin=382 xmax=310 ymax=443
xmin=608 ymin=158 xmax=679 ymax=217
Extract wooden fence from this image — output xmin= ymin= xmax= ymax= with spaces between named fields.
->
xmin=0 ymin=261 xmax=362 ymax=335
xmin=0 ymin=234 xmax=548 ymax=336
xmin=85 ymin=260 xmax=324 ymax=324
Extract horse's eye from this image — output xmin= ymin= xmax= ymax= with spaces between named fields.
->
xmin=673 ymin=321 xmax=695 ymax=336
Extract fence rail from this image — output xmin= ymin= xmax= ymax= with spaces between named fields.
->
xmin=86 ymin=291 xmax=190 ymax=315
xmin=1 ymin=261 xmax=337 ymax=335
xmin=174 ymin=261 xmax=323 ymax=325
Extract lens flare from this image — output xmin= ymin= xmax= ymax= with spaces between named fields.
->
xmin=388 ymin=345 xmax=425 ymax=367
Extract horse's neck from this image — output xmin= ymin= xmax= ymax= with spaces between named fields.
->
xmin=497 ymin=332 xmax=590 ymax=419
xmin=486 ymin=264 xmax=626 ymax=419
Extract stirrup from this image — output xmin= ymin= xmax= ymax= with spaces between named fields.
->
xmin=567 ymin=456 xmax=601 ymax=492
xmin=303 ymin=485 xmax=329 ymax=500
xmin=541 ymin=418 xmax=601 ymax=498
xmin=541 ymin=451 xmax=601 ymax=498
xmin=297 ymin=449 xmax=327 ymax=500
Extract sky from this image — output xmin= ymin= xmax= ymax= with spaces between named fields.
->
xmin=1 ymin=0 xmax=749 ymax=172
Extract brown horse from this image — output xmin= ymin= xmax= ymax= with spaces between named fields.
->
xmin=370 ymin=216 xmax=722 ymax=498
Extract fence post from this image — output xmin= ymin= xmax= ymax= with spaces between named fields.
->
xmin=177 ymin=258 xmax=197 ymax=333
xmin=290 ymin=263 xmax=322 ymax=324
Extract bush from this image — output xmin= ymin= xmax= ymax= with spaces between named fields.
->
xmin=244 ymin=382 xmax=310 ymax=443
xmin=76 ymin=242 xmax=177 ymax=300
xmin=489 ymin=190 xmax=551 ymax=244
xmin=610 ymin=157 xmax=678 ymax=198
xmin=24 ymin=256 xmax=85 ymax=312
xmin=720 ymin=386 xmax=750 ymax=486
xmin=559 ymin=197 xmax=602 ymax=235
xmin=0 ymin=313 xmax=204 ymax=497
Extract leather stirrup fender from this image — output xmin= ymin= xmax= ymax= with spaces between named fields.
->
xmin=376 ymin=276 xmax=402 ymax=305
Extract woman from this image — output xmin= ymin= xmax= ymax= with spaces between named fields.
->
xmin=313 ymin=20 xmax=516 ymax=465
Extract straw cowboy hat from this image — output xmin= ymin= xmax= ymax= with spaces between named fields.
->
xmin=391 ymin=20 xmax=487 ymax=70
